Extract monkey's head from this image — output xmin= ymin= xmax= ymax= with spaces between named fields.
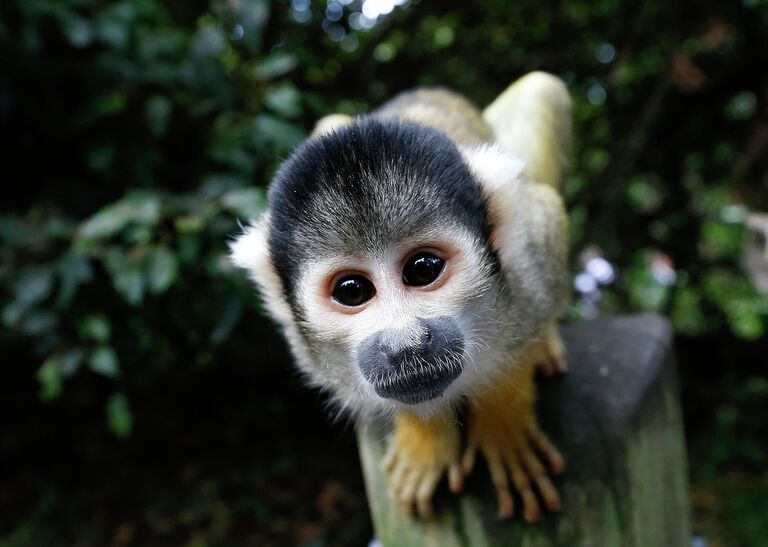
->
xmin=231 ymin=118 xmax=527 ymax=416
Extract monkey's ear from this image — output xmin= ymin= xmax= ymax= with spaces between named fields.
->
xmin=462 ymin=144 xmax=568 ymax=270
xmin=461 ymin=144 xmax=527 ymax=194
xmin=229 ymin=216 xmax=270 ymax=274
xmin=229 ymin=214 xmax=294 ymax=325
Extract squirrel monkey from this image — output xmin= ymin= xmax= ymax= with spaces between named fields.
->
xmin=231 ymin=72 xmax=571 ymax=522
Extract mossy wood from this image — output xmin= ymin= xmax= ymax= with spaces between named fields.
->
xmin=356 ymin=315 xmax=690 ymax=547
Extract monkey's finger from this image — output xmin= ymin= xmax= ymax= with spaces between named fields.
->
xmin=461 ymin=444 xmax=478 ymax=475
xmin=536 ymin=474 xmax=561 ymax=511
xmin=539 ymin=357 xmax=567 ymax=376
xmin=448 ymin=462 xmax=464 ymax=493
xmin=486 ymin=451 xmax=514 ymax=519
xmin=390 ymin=462 xmax=411 ymax=497
xmin=397 ymin=469 xmax=422 ymax=516
xmin=416 ymin=469 xmax=441 ymax=519
xmin=552 ymin=356 xmax=568 ymax=374
xmin=399 ymin=498 xmax=415 ymax=517
xmin=504 ymin=451 xmax=541 ymax=523
xmin=527 ymin=427 xmax=565 ymax=474
xmin=517 ymin=443 xmax=561 ymax=511
xmin=383 ymin=442 xmax=398 ymax=471
xmin=537 ymin=359 xmax=556 ymax=377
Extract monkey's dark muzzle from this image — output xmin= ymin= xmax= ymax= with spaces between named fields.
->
xmin=358 ymin=316 xmax=465 ymax=405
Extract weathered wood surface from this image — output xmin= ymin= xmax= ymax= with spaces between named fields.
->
xmin=357 ymin=314 xmax=690 ymax=547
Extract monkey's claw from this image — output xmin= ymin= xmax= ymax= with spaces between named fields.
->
xmin=537 ymin=355 xmax=567 ymax=377
xmin=536 ymin=326 xmax=568 ymax=377
xmin=463 ymin=422 xmax=564 ymax=521
xmin=384 ymin=412 xmax=462 ymax=519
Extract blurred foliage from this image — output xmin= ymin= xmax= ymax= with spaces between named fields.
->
xmin=3 ymin=0 xmax=767 ymax=428
xmin=1 ymin=0 xmax=768 ymax=544
xmin=0 ymin=0 xmax=298 ymax=436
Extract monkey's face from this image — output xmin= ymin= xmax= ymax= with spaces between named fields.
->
xmin=250 ymin=118 xmax=504 ymax=413
xmin=294 ymin=226 xmax=498 ymax=410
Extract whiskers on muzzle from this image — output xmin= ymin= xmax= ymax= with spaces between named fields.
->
xmin=358 ymin=316 xmax=465 ymax=405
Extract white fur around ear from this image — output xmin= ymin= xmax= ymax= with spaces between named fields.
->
xmin=229 ymin=214 xmax=294 ymax=326
xmin=230 ymin=219 xmax=267 ymax=272
xmin=461 ymin=143 xmax=567 ymax=276
xmin=461 ymin=144 xmax=527 ymax=194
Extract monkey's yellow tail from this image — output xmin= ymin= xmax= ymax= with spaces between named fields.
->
xmin=483 ymin=72 xmax=572 ymax=190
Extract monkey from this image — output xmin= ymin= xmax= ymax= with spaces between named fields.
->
xmin=230 ymin=72 xmax=572 ymax=522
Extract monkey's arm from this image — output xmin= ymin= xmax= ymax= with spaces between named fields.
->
xmin=460 ymin=73 xmax=572 ymax=519
xmin=384 ymin=411 xmax=463 ymax=518
xmin=462 ymin=352 xmax=565 ymax=521
xmin=483 ymin=71 xmax=571 ymax=190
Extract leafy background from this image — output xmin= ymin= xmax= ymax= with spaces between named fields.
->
xmin=1 ymin=0 xmax=767 ymax=545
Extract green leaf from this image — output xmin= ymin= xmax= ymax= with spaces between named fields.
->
xmin=95 ymin=3 xmax=135 ymax=50
xmin=104 ymin=249 xmax=145 ymax=305
xmin=699 ymin=221 xmax=743 ymax=261
xmin=56 ymin=252 xmax=93 ymax=307
xmin=671 ymin=286 xmax=708 ymax=335
xmin=251 ymin=115 xmax=306 ymax=150
xmin=227 ymin=0 xmax=270 ymax=50
xmin=78 ymin=192 xmax=161 ymax=241
xmin=626 ymin=175 xmax=663 ymax=213
xmin=220 ymin=188 xmax=267 ymax=220
xmin=0 ymin=215 xmax=44 ymax=247
xmin=191 ymin=23 xmax=226 ymax=60
xmin=14 ymin=266 xmax=54 ymax=307
xmin=146 ymin=95 xmax=172 ymax=137
xmin=77 ymin=208 xmax=126 ymax=241
xmin=106 ymin=392 xmax=133 ymax=438
xmin=80 ymin=315 xmax=111 ymax=342
xmin=86 ymin=144 xmax=116 ymax=173
xmin=174 ymin=215 xmax=205 ymax=234
xmin=62 ymin=14 xmax=94 ymax=48
xmin=37 ymin=349 xmax=84 ymax=400
xmin=37 ymin=359 xmax=62 ymax=401
xmin=254 ymin=53 xmax=297 ymax=80
xmin=2 ymin=302 xmax=25 ymax=328
xmin=731 ymin=313 xmax=764 ymax=340
xmin=58 ymin=349 xmax=86 ymax=378
xmin=146 ymin=246 xmax=178 ymax=294
xmin=22 ymin=311 xmax=58 ymax=336
xmin=89 ymin=346 xmax=120 ymax=378
xmin=114 ymin=267 xmax=145 ymax=305
xmin=264 ymin=83 xmax=302 ymax=118
xmin=92 ymin=91 xmax=127 ymax=117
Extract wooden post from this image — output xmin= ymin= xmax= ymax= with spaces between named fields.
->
xmin=357 ymin=315 xmax=691 ymax=546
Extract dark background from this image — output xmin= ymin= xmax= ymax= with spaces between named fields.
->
xmin=1 ymin=0 xmax=767 ymax=545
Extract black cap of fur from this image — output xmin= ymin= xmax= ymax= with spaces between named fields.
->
xmin=268 ymin=117 xmax=492 ymax=299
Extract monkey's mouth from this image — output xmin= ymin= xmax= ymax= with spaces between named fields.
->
xmin=358 ymin=316 xmax=466 ymax=405
xmin=372 ymin=360 xmax=463 ymax=405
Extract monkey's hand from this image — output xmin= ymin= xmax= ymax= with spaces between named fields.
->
xmin=462 ymin=363 xmax=565 ymax=521
xmin=383 ymin=411 xmax=463 ymax=519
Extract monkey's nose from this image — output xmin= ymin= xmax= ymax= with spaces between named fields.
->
xmin=378 ymin=323 xmax=433 ymax=368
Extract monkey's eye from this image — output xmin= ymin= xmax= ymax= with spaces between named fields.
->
xmin=403 ymin=253 xmax=445 ymax=287
xmin=332 ymin=275 xmax=376 ymax=307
